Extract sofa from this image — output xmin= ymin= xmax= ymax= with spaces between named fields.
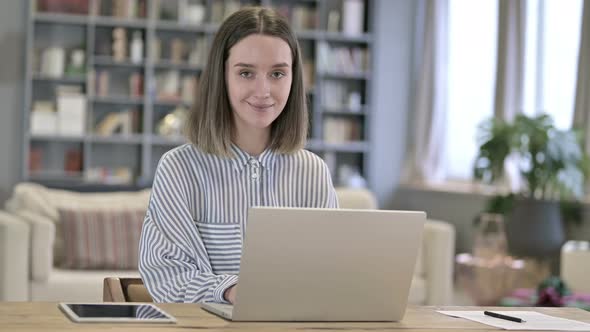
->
xmin=0 ymin=183 xmax=455 ymax=304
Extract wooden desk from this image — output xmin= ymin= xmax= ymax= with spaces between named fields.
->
xmin=1 ymin=302 xmax=589 ymax=332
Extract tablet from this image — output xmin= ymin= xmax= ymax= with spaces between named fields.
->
xmin=58 ymin=303 xmax=177 ymax=323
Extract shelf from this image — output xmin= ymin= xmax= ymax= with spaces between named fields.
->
xmin=323 ymin=110 xmax=367 ymax=116
xmin=323 ymin=32 xmax=372 ymax=43
xmin=154 ymin=61 xmax=204 ymax=72
xmin=29 ymin=170 xmax=84 ymax=182
xmin=320 ymin=71 xmax=370 ymax=80
xmin=32 ymin=74 xmax=86 ymax=84
xmin=295 ymin=30 xmax=324 ymax=40
xmin=33 ymin=12 xmax=89 ymax=25
xmin=155 ymin=20 xmax=215 ymax=33
xmin=307 ymin=140 xmax=369 ymax=153
xmin=151 ymin=135 xmax=187 ymax=146
xmin=94 ymin=16 xmax=148 ymax=29
xmin=89 ymin=134 xmax=143 ymax=144
xmin=153 ymin=100 xmax=192 ymax=108
xmin=90 ymin=96 xmax=144 ymax=105
xmin=93 ymin=56 xmax=145 ymax=68
xmin=30 ymin=134 xmax=85 ymax=142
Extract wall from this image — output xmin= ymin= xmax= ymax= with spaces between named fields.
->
xmin=0 ymin=1 xmax=26 ymax=205
xmin=369 ymin=0 xmax=417 ymax=208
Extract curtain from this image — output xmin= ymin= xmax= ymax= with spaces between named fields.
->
xmin=573 ymin=0 xmax=590 ymax=153
xmin=406 ymin=0 xmax=448 ymax=182
xmin=494 ymin=0 xmax=527 ymax=122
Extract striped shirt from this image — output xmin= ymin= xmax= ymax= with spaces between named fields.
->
xmin=139 ymin=143 xmax=338 ymax=303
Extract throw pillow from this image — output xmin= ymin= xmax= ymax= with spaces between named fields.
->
xmin=59 ymin=208 xmax=146 ymax=270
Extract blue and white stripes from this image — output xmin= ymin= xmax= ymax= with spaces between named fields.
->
xmin=139 ymin=143 xmax=338 ymax=303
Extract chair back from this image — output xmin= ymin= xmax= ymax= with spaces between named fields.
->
xmin=103 ymin=277 xmax=153 ymax=302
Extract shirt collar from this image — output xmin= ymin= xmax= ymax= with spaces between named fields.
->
xmin=229 ymin=143 xmax=278 ymax=172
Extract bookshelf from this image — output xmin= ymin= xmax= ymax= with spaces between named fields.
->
xmin=23 ymin=0 xmax=373 ymax=188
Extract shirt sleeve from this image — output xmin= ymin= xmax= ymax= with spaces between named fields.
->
xmin=318 ymin=159 xmax=340 ymax=209
xmin=139 ymin=153 xmax=237 ymax=303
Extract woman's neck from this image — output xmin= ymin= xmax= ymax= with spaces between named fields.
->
xmin=233 ymin=127 xmax=271 ymax=156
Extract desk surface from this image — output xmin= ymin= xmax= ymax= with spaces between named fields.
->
xmin=1 ymin=302 xmax=589 ymax=332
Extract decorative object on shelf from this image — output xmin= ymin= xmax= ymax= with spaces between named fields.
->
xmin=96 ymin=70 xmax=110 ymax=97
xmin=473 ymin=114 xmax=590 ymax=259
xmin=170 ymin=38 xmax=185 ymax=64
xmin=327 ymin=10 xmax=340 ymax=33
xmin=86 ymin=166 xmax=133 ymax=185
xmin=178 ymin=0 xmax=205 ymax=24
xmin=30 ymin=101 xmax=57 ymax=135
xmin=130 ymin=30 xmax=143 ymax=64
xmin=41 ymin=46 xmax=65 ymax=78
xmin=112 ymin=27 xmax=127 ymax=62
xmin=157 ymin=70 xmax=180 ymax=100
xmin=342 ymin=0 xmax=365 ymax=36
xmin=56 ymin=85 xmax=86 ymax=136
xmin=347 ymin=91 xmax=362 ymax=112
xmin=157 ymin=106 xmax=187 ymax=137
xmin=152 ymin=38 xmax=162 ymax=62
xmin=113 ymin=0 xmax=137 ymax=18
xmin=95 ymin=110 xmax=134 ymax=136
xmin=66 ymin=49 xmax=85 ymax=76
xmin=128 ymin=72 xmax=143 ymax=98
xmin=181 ymin=75 xmax=197 ymax=104
xmin=188 ymin=37 xmax=207 ymax=66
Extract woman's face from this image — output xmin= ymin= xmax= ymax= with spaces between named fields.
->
xmin=225 ymin=34 xmax=293 ymax=135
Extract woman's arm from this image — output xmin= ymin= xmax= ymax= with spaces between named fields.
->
xmin=139 ymin=152 xmax=237 ymax=303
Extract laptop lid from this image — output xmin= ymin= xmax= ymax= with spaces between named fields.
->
xmin=231 ymin=207 xmax=426 ymax=321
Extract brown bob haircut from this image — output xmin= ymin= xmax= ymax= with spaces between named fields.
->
xmin=186 ymin=6 xmax=308 ymax=157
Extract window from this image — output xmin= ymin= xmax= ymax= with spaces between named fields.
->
xmin=523 ymin=0 xmax=583 ymax=129
xmin=445 ymin=0 xmax=498 ymax=180
xmin=444 ymin=0 xmax=583 ymax=181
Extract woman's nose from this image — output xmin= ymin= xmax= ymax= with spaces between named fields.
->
xmin=253 ymin=76 xmax=271 ymax=98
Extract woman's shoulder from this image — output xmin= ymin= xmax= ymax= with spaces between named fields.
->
xmin=278 ymin=148 xmax=329 ymax=171
xmin=157 ymin=143 xmax=212 ymax=170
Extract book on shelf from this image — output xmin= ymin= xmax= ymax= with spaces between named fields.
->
xmin=31 ymin=101 xmax=58 ymax=135
xmin=56 ymin=85 xmax=86 ymax=136
xmin=29 ymin=147 xmax=43 ymax=172
xmin=318 ymin=42 xmax=369 ymax=74
xmin=323 ymin=117 xmax=361 ymax=143
xmin=64 ymin=148 xmax=83 ymax=174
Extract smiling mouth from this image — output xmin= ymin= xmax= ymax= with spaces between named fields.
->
xmin=247 ymin=102 xmax=274 ymax=111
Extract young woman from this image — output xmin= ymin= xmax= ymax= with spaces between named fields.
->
xmin=139 ymin=7 xmax=338 ymax=304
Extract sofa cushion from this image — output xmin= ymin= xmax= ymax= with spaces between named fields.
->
xmin=60 ymin=208 xmax=146 ymax=270
xmin=5 ymin=182 xmax=150 ymax=265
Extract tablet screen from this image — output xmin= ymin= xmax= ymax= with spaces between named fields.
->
xmin=68 ymin=304 xmax=167 ymax=318
xmin=60 ymin=303 xmax=176 ymax=323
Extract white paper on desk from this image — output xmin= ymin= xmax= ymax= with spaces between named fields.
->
xmin=437 ymin=310 xmax=590 ymax=331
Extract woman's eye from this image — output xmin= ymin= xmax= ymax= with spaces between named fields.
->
xmin=271 ymin=71 xmax=285 ymax=79
xmin=240 ymin=71 xmax=253 ymax=78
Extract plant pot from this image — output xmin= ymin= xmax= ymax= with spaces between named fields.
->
xmin=505 ymin=198 xmax=565 ymax=258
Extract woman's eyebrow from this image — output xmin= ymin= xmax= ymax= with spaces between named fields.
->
xmin=233 ymin=62 xmax=290 ymax=68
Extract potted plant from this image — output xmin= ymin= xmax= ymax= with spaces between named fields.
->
xmin=473 ymin=113 xmax=590 ymax=258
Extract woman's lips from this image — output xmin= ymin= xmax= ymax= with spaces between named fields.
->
xmin=247 ymin=102 xmax=274 ymax=111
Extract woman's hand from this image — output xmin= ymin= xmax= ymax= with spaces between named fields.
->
xmin=224 ymin=285 xmax=237 ymax=304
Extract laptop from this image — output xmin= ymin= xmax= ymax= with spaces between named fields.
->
xmin=201 ymin=207 xmax=426 ymax=322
